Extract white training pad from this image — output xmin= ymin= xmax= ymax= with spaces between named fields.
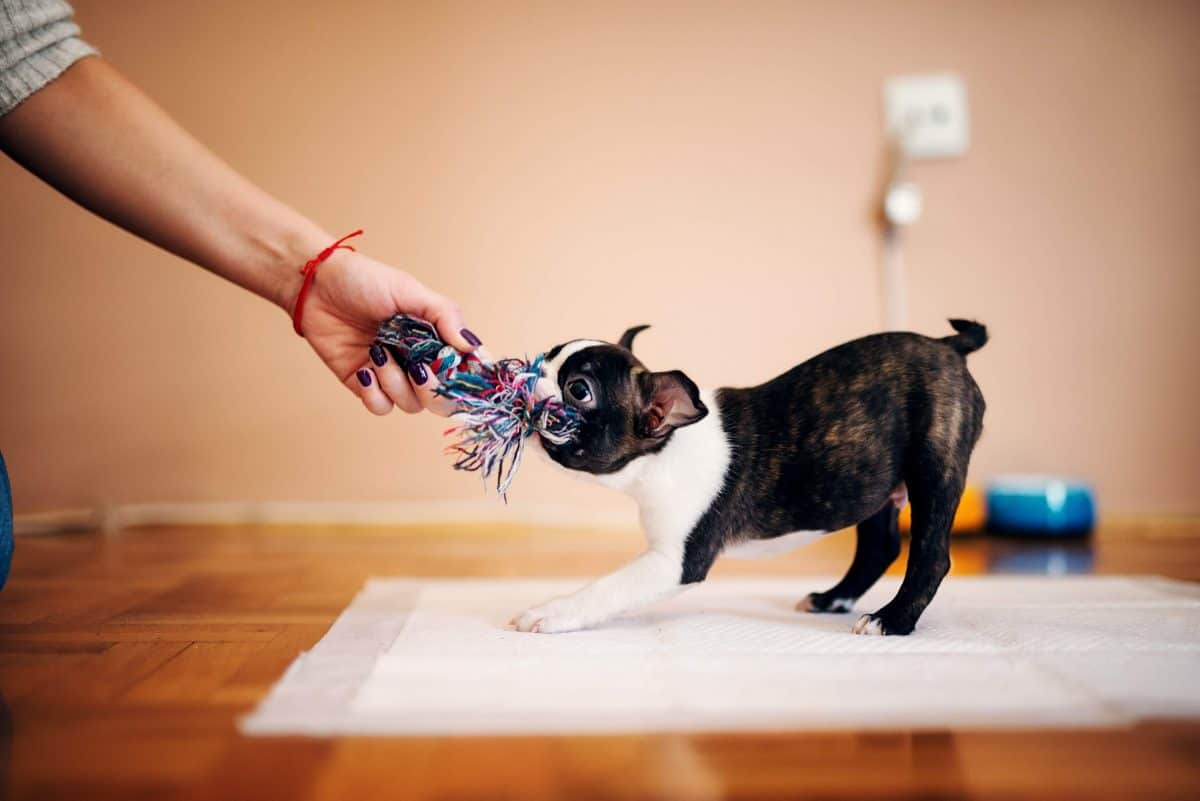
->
xmin=242 ymin=576 xmax=1200 ymax=736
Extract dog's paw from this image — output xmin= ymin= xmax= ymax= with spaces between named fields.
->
xmin=851 ymin=612 xmax=916 ymax=636
xmin=851 ymin=613 xmax=886 ymax=635
xmin=510 ymin=599 xmax=587 ymax=634
xmin=796 ymin=592 xmax=855 ymax=614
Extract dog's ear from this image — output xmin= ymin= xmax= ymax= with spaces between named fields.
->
xmin=618 ymin=324 xmax=650 ymax=352
xmin=637 ymin=370 xmax=707 ymax=438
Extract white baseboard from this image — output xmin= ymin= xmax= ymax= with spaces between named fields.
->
xmin=13 ymin=500 xmax=639 ymax=535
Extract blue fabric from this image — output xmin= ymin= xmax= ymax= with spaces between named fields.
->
xmin=0 ymin=450 xmax=11 ymax=590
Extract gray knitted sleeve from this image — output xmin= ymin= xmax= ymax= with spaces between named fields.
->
xmin=1 ymin=0 xmax=96 ymax=116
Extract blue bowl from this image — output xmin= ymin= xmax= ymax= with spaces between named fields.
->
xmin=986 ymin=475 xmax=1095 ymax=537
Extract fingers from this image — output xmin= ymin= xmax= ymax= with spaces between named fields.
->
xmin=363 ymin=343 xmax=456 ymax=416
xmin=352 ymin=343 xmax=467 ymax=418
xmin=410 ymin=288 xmax=482 ymax=354
xmin=404 ymin=358 xmax=458 ymax=418
xmin=346 ymin=366 xmax=393 ymax=416
xmin=369 ymin=344 xmax=422 ymax=414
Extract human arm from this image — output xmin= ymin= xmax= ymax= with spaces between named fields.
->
xmin=0 ymin=55 xmax=479 ymax=414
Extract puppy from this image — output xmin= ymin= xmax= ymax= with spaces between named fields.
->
xmin=513 ymin=320 xmax=987 ymax=636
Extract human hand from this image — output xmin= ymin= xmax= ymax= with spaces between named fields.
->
xmin=292 ymin=250 xmax=484 ymax=416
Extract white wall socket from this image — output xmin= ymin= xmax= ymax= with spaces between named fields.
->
xmin=883 ymin=72 xmax=969 ymax=159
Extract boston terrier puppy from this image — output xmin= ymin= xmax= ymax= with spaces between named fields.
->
xmin=512 ymin=320 xmax=987 ymax=636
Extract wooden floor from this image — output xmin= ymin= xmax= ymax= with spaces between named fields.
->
xmin=1 ymin=520 xmax=1198 ymax=801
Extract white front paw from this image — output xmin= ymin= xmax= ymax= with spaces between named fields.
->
xmin=510 ymin=598 xmax=588 ymax=634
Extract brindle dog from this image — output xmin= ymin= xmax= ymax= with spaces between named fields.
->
xmin=513 ymin=320 xmax=987 ymax=636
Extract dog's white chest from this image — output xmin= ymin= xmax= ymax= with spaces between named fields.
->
xmin=724 ymin=529 xmax=827 ymax=559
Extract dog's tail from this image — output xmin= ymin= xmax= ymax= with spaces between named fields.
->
xmin=941 ymin=319 xmax=988 ymax=356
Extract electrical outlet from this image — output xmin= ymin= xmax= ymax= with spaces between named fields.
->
xmin=883 ymin=73 xmax=969 ymax=159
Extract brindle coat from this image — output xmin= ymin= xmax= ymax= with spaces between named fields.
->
xmin=542 ymin=320 xmax=988 ymax=635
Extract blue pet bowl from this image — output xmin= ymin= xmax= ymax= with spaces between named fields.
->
xmin=986 ymin=475 xmax=1095 ymax=537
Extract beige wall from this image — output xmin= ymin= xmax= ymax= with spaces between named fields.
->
xmin=2 ymin=0 xmax=1198 ymax=519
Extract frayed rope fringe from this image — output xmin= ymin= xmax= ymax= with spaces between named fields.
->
xmin=375 ymin=315 xmax=579 ymax=498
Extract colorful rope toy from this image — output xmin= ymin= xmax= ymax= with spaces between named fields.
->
xmin=375 ymin=315 xmax=579 ymax=497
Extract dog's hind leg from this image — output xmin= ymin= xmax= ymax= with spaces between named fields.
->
xmin=797 ymin=503 xmax=901 ymax=614
xmin=853 ymin=462 xmax=963 ymax=636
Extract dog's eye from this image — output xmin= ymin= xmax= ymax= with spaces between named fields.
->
xmin=567 ymin=378 xmax=593 ymax=404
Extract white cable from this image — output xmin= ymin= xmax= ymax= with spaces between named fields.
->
xmin=880 ymin=133 xmax=922 ymax=331
xmin=882 ymin=226 xmax=907 ymax=331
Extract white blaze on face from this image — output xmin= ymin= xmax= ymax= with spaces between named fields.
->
xmin=533 ymin=339 xmax=607 ymax=469
xmin=538 ymin=340 xmax=607 ymax=404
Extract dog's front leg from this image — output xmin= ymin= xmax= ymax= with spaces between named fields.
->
xmin=512 ymin=548 xmax=684 ymax=634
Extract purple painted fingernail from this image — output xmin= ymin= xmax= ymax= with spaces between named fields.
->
xmin=369 ymin=344 xmax=387 ymax=367
xmin=461 ymin=328 xmax=483 ymax=347
xmin=408 ymin=361 xmax=428 ymax=386
xmin=356 ymin=369 xmax=373 ymax=387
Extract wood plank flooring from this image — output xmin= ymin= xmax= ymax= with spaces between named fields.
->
xmin=1 ymin=521 xmax=1198 ymax=800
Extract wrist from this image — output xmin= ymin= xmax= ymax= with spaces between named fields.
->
xmin=253 ymin=222 xmax=336 ymax=314
xmin=286 ymin=229 xmax=365 ymax=337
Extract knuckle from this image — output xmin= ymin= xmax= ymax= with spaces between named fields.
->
xmin=378 ymin=374 xmax=406 ymax=398
xmin=430 ymin=298 xmax=461 ymax=323
xmin=393 ymin=391 xmax=422 ymax=414
xmin=363 ymin=396 xmax=392 ymax=416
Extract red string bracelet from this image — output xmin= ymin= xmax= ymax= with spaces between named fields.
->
xmin=291 ymin=229 xmax=364 ymax=336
